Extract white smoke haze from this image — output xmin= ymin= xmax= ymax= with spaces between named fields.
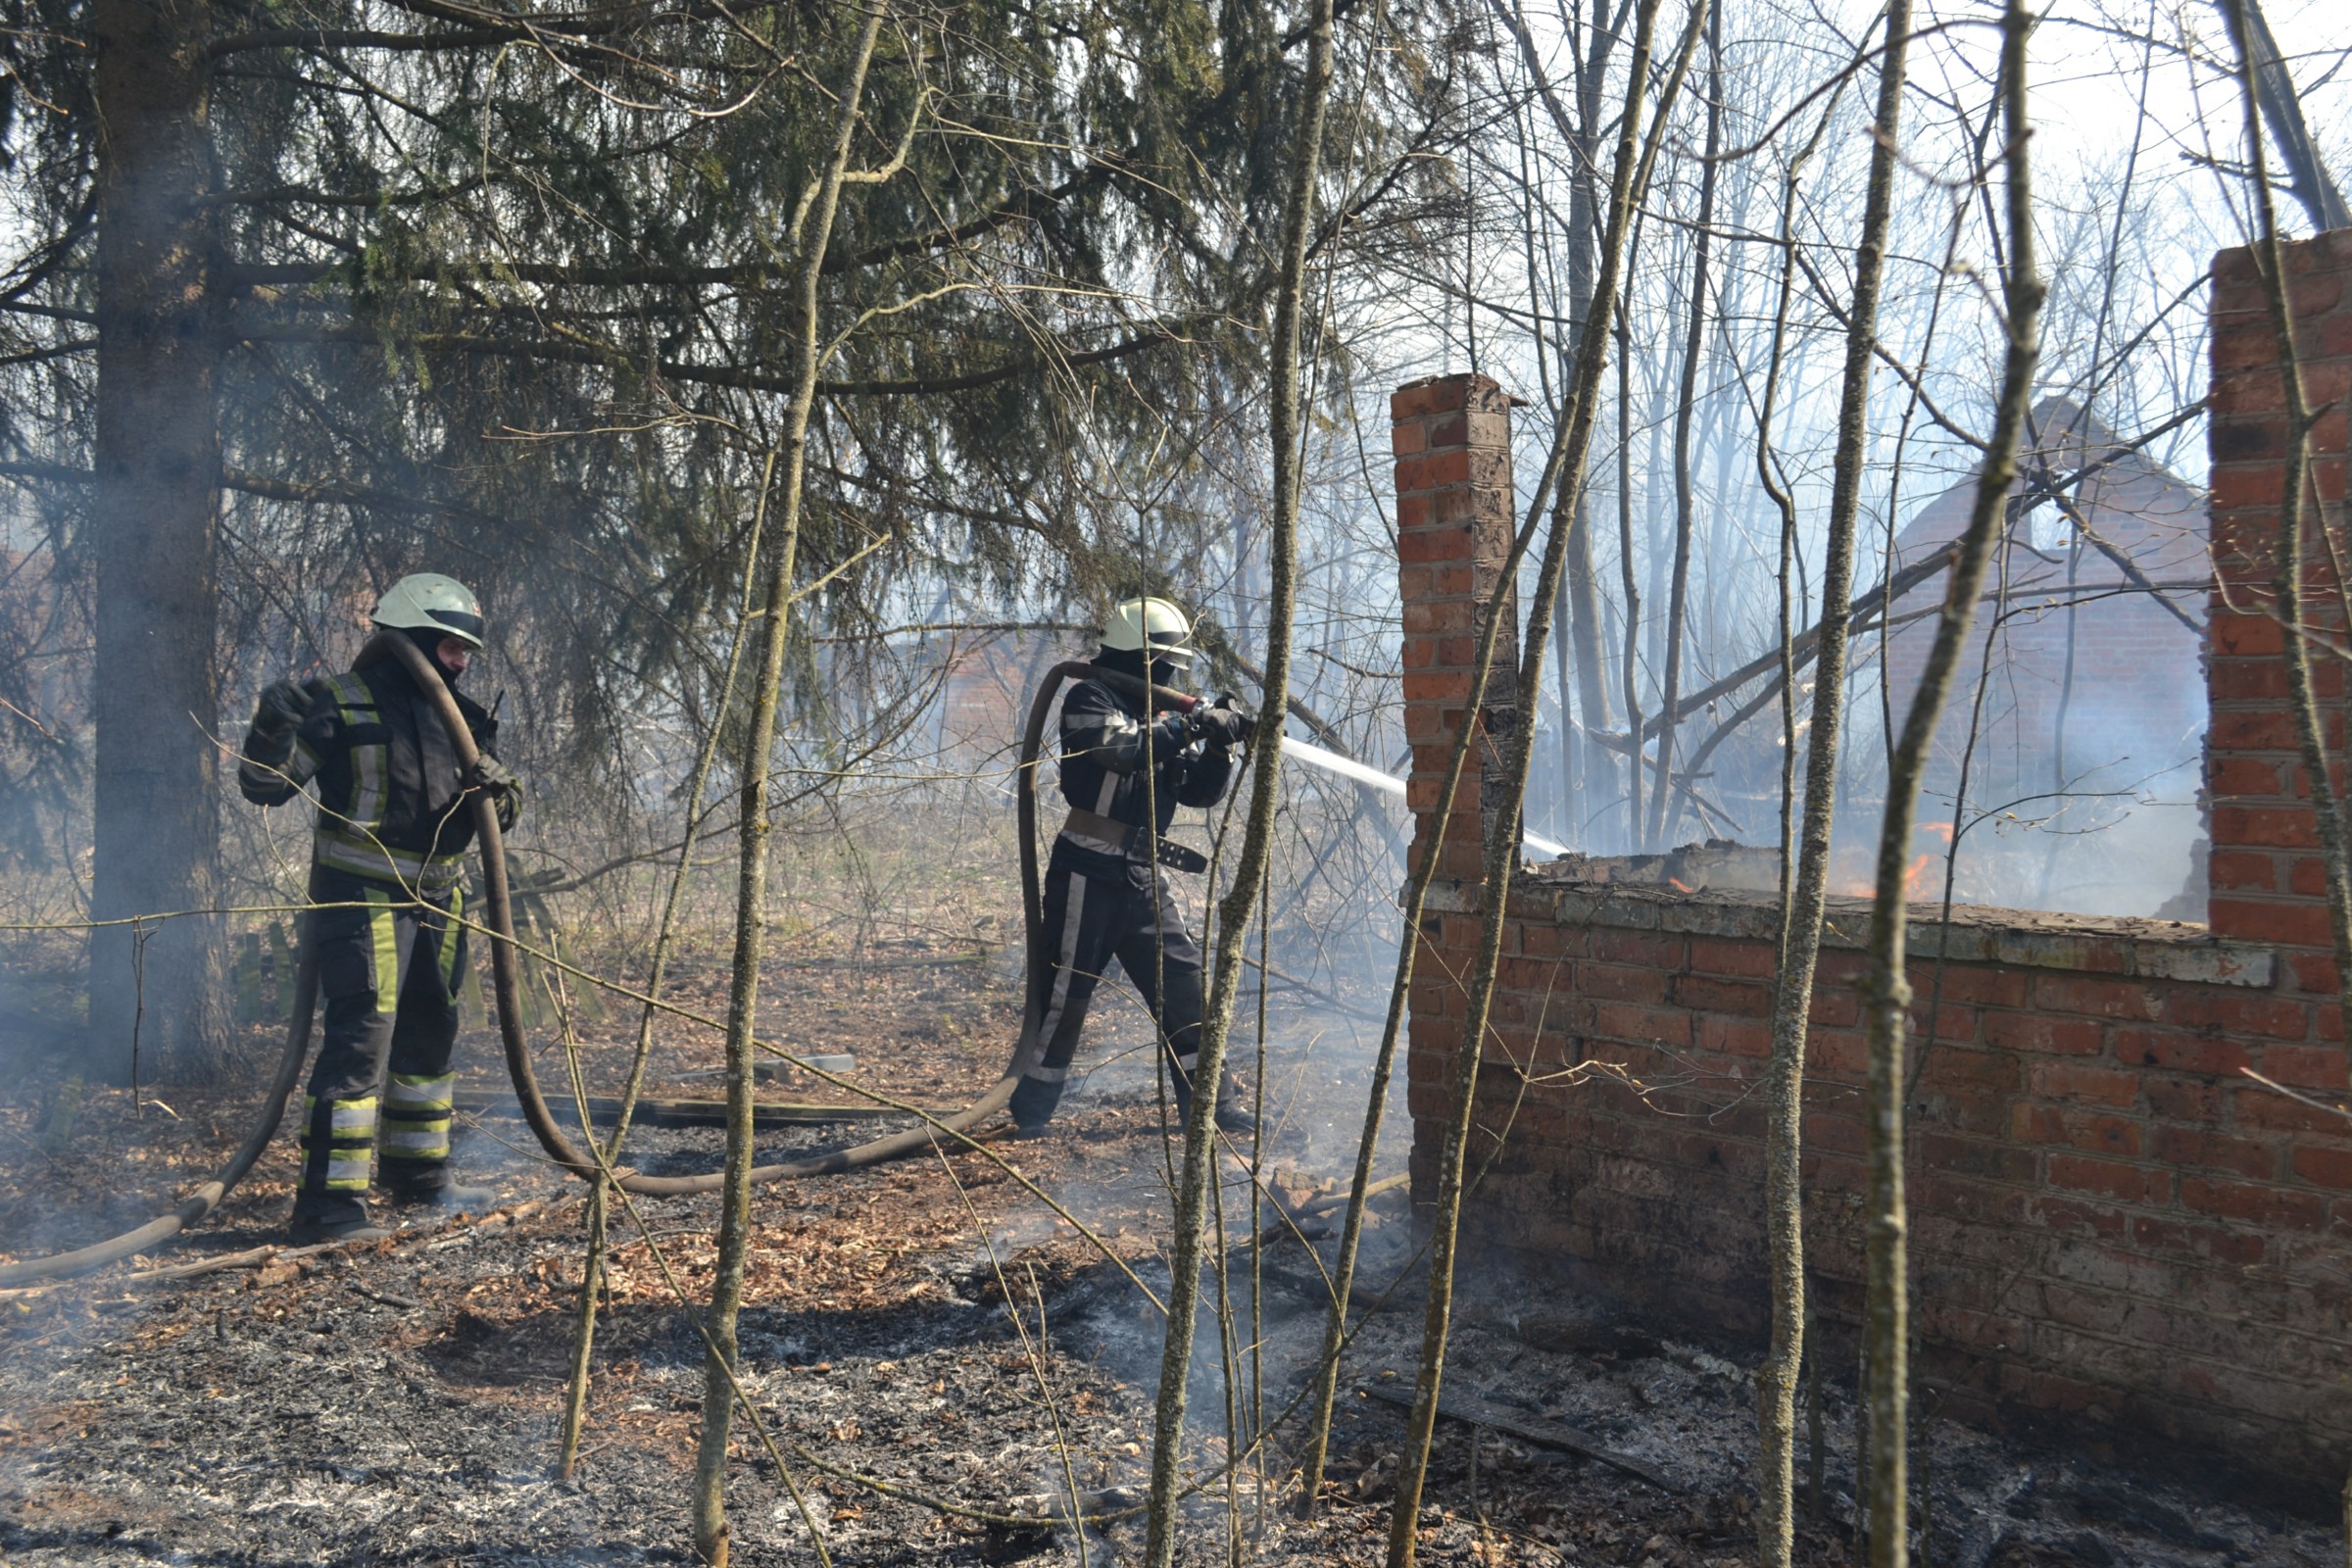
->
xmin=1 ymin=0 xmax=2347 ymax=1560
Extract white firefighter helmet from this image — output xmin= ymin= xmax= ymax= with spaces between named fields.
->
xmin=1102 ymin=596 xmax=1197 ymax=669
xmin=373 ymin=572 xmax=485 ymax=650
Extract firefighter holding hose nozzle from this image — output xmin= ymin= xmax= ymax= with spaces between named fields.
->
xmin=1009 ymin=596 xmax=1259 ymax=1138
xmin=236 ymin=574 xmax=522 ymax=1244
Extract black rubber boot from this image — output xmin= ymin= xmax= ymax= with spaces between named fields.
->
xmin=1005 ymin=1071 xmax=1061 ymax=1132
xmin=289 ymin=1203 xmax=392 ymax=1246
xmin=1167 ymin=1082 xmax=1257 ymax=1140
xmin=382 ymin=1178 xmax=500 ymax=1214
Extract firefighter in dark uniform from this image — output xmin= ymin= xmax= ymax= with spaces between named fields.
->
xmin=237 ymin=573 xmax=521 ymax=1243
xmin=1008 ymin=597 xmax=1258 ymax=1136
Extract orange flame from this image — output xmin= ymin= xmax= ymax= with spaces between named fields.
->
xmin=1905 ymin=822 xmax=1953 ymax=901
xmin=1668 ymin=877 xmax=1695 ymax=893
xmin=1903 ymin=852 xmax=1936 ymax=900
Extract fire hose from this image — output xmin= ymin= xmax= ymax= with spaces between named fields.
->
xmin=0 ymin=647 xmax=1199 ymax=1284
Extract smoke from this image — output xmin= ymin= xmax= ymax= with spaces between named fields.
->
xmin=989 ymin=902 xmax=1413 ymax=1445
xmin=1525 ymin=623 xmax=2212 ymax=921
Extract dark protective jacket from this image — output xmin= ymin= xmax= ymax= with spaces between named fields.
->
xmin=238 ymin=651 xmax=514 ymax=891
xmin=1053 ymin=663 xmax=1232 ymax=869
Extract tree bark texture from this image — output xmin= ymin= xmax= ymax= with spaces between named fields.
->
xmin=1140 ymin=1 xmax=1333 ymax=1560
xmin=1754 ymin=6 xmax=1912 ymax=1560
xmin=1562 ymin=5 xmax=1625 ymax=810
xmin=1752 ymin=99 xmax=1823 ymax=1568
xmin=1383 ymin=5 xmax=1701 ymax=1561
xmin=691 ymin=10 xmax=888 ymax=1562
xmin=1857 ymin=9 xmax=2039 ymax=1565
xmin=1616 ymin=300 xmax=1645 ymax=847
xmin=89 ymin=0 xmax=227 ymax=1084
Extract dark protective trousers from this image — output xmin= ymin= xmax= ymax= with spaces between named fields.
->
xmin=1008 ymin=855 xmax=1222 ymax=1128
xmin=292 ymin=866 xmax=467 ymax=1224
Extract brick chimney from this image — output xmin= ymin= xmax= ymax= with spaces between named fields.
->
xmin=1391 ymin=373 xmax=1520 ymax=885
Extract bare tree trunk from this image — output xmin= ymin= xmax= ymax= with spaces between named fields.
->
xmin=690 ymin=11 xmax=888 ymax=1561
xmin=1565 ymin=486 xmax=1612 ymax=774
xmin=1857 ymin=11 xmax=2040 ymax=1567
xmin=1384 ymin=7 xmax=1703 ymax=1562
xmin=88 ymin=0 xmax=226 ymax=1085
xmin=561 ymin=465 xmax=774 ymax=1480
xmin=1647 ymin=0 xmax=1723 ymax=847
xmin=1753 ymin=3 xmax=1915 ymax=1558
xmin=2215 ymin=9 xmax=2352 ymax=1552
xmin=1752 ymin=80 xmax=1839 ymax=1568
xmin=1563 ymin=3 xmax=1626 ymax=814
xmin=1494 ymin=0 xmax=1628 ymax=814
xmin=2234 ymin=0 xmax=2351 ymax=232
xmin=1140 ymin=0 xmax=1333 ymax=1559
xmin=1506 ymin=62 xmax=1574 ymax=842
xmin=1616 ymin=299 xmax=1646 ymax=849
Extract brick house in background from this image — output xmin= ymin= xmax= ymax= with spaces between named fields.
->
xmin=919 ymin=629 xmax=1080 ymax=773
xmin=1882 ymin=395 xmax=2209 ymax=807
xmin=1878 ymin=398 xmax=2210 ymax=915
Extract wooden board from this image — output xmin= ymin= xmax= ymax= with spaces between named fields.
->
xmin=1356 ymin=1379 xmax=1683 ymax=1494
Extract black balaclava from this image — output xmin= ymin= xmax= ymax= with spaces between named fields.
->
xmin=1092 ymin=645 xmax=1181 ymax=697
xmin=403 ymin=625 xmax=466 ymax=688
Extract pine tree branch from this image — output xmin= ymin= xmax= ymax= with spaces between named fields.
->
xmin=227 ymin=316 xmax=1210 ymax=397
xmin=220 ymin=168 xmax=1108 ymax=284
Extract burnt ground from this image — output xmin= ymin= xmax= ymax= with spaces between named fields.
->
xmin=0 ymin=931 xmax=2339 ymax=1567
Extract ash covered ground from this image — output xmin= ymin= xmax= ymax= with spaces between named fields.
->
xmin=0 ymin=934 xmax=2335 ymax=1567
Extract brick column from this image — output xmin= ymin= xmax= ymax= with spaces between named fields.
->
xmin=1392 ymin=373 xmax=1520 ymax=887
xmin=2206 ymin=231 xmax=2352 ymax=1015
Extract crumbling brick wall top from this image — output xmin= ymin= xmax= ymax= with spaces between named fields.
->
xmin=1441 ymin=876 xmax=2277 ymax=987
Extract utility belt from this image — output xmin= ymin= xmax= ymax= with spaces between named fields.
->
xmin=313 ymin=828 xmax=469 ymax=896
xmin=1059 ymin=808 xmax=1210 ymax=874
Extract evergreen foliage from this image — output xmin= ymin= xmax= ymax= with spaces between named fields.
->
xmin=0 ymin=0 xmax=1446 ymax=992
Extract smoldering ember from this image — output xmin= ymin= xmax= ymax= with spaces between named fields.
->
xmin=4 ymin=4 xmax=2352 ymax=1568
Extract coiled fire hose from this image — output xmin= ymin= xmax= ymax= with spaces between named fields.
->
xmin=0 ymin=645 xmax=1200 ymax=1283
xmin=0 ymin=954 xmax=321 ymax=1287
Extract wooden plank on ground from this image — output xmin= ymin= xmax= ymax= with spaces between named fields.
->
xmin=457 ymin=1094 xmax=921 ymax=1129
xmin=1356 ymin=1379 xmax=1684 ymax=1494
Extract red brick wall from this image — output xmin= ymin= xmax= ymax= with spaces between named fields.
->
xmin=1394 ymin=242 xmax=2352 ymax=1492
xmin=931 ymin=631 xmax=1071 ymax=762
xmin=2207 ymin=229 xmax=2352 ymax=965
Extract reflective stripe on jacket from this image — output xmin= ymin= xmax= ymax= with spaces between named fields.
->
xmin=238 ymin=655 xmax=514 ymax=884
xmin=1054 ymin=673 xmax=1231 ymax=855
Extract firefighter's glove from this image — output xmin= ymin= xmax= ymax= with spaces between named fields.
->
xmin=466 ymin=755 xmax=517 ymax=796
xmin=1189 ymin=700 xmax=1255 ymax=751
xmin=1214 ymin=695 xmax=1258 ymax=746
xmin=253 ymin=678 xmax=312 ymax=738
xmin=466 ymin=756 xmax=524 ymax=832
